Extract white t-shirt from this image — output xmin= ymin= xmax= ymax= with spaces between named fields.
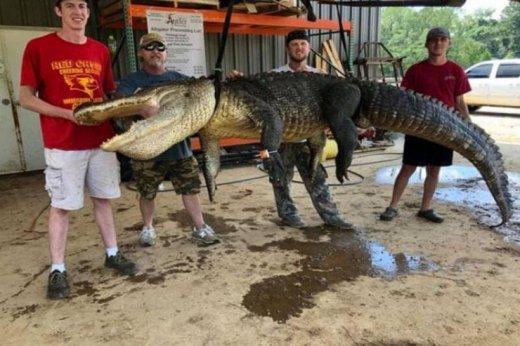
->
xmin=271 ymin=64 xmax=322 ymax=73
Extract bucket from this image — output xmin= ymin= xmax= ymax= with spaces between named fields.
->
xmin=321 ymin=139 xmax=338 ymax=161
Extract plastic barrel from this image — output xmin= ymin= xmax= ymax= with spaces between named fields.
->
xmin=321 ymin=139 xmax=338 ymax=161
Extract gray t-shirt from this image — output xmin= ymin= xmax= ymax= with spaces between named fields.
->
xmin=271 ymin=64 xmax=322 ymax=73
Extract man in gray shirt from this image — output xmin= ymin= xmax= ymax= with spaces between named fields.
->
xmin=229 ymin=30 xmax=354 ymax=230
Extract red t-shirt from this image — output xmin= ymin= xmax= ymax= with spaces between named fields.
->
xmin=20 ymin=33 xmax=116 ymax=150
xmin=401 ymin=59 xmax=471 ymax=108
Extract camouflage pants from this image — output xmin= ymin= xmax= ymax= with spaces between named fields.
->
xmin=132 ymin=156 xmax=201 ymax=200
xmin=273 ymin=142 xmax=340 ymax=221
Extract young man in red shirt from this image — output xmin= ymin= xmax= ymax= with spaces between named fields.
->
xmin=380 ymin=27 xmax=471 ymax=223
xmin=19 ymin=0 xmax=136 ymax=299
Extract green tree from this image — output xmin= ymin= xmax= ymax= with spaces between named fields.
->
xmin=379 ymin=6 xmax=515 ymax=75
xmin=459 ymin=9 xmax=501 ymax=59
xmin=381 ymin=8 xmax=464 ymax=69
xmin=451 ymin=11 xmax=494 ymax=66
xmin=499 ymin=2 xmax=520 ymax=57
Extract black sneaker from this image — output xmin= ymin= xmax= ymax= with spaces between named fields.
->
xmin=323 ymin=215 xmax=357 ymax=231
xmin=104 ymin=251 xmax=137 ymax=275
xmin=380 ymin=207 xmax=398 ymax=221
xmin=280 ymin=215 xmax=307 ymax=229
xmin=47 ymin=270 xmax=70 ymax=300
xmin=417 ymin=209 xmax=444 ymax=223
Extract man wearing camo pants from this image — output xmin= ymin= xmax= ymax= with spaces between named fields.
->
xmin=116 ymin=32 xmax=218 ymax=246
xmin=229 ymin=30 xmax=354 ymax=230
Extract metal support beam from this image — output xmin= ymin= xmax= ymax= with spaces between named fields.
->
xmin=319 ymin=0 xmax=465 ymax=7
xmin=123 ymin=0 xmax=137 ymax=73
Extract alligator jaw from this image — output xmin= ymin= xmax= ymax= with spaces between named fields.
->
xmin=74 ymin=78 xmax=217 ymax=160
xmin=74 ymin=94 xmax=157 ymax=125
xmin=102 ymin=103 xmax=213 ymax=160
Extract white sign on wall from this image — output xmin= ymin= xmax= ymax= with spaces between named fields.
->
xmin=146 ymin=10 xmax=207 ymax=77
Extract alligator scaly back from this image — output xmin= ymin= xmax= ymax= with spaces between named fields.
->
xmin=355 ymin=80 xmax=513 ymax=225
xmin=72 ymin=72 xmax=512 ymax=225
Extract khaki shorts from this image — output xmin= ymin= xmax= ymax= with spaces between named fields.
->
xmin=132 ymin=156 xmax=201 ymax=200
xmin=44 ymin=148 xmax=121 ymax=210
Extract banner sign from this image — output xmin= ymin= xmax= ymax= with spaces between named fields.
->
xmin=146 ymin=10 xmax=207 ymax=77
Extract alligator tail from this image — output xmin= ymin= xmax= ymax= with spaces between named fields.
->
xmin=357 ymin=81 xmax=513 ymax=226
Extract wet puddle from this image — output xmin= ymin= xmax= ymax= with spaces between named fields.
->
xmin=243 ymin=229 xmax=438 ymax=323
xmin=376 ymin=165 xmax=520 ymax=243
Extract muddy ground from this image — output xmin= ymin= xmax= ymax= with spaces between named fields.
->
xmin=1 ymin=110 xmax=519 ymax=345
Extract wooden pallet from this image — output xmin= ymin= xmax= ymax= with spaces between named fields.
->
xmin=135 ymin=0 xmax=220 ymax=10
xmin=317 ymin=39 xmax=346 ymax=77
xmin=220 ymin=0 xmax=304 ymax=16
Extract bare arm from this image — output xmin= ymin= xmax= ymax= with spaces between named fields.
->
xmin=226 ymin=70 xmax=243 ymax=79
xmin=19 ymin=85 xmax=75 ymax=123
xmin=455 ymin=94 xmax=471 ymax=121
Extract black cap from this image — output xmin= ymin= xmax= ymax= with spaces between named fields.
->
xmin=54 ymin=0 xmax=87 ymax=6
xmin=425 ymin=27 xmax=450 ymax=43
xmin=285 ymin=30 xmax=309 ymax=46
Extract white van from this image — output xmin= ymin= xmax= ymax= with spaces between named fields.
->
xmin=464 ymin=59 xmax=520 ymax=111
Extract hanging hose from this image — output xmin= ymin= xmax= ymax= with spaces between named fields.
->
xmin=212 ymin=0 xmax=236 ymax=104
xmin=334 ymin=3 xmax=351 ymax=72
xmin=125 ymin=151 xmax=403 ymax=192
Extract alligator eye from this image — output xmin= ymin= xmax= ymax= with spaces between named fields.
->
xmin=184 ymin=92 xmax=191 ymax=98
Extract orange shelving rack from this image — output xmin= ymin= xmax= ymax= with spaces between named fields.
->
xmin=98 ymin=0 xmax=351 ymax=152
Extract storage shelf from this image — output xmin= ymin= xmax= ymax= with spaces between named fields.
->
xmin=98 ymin=1 xmax=352 ymax=150
xmin=100 ymin=3 xmax=351 ymax=35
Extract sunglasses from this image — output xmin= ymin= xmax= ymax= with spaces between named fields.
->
xmin=142 ymin=43 xmax=166 ymax=52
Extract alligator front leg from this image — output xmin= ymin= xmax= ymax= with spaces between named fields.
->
xmin=255 ymin=109 xmax=286 ymax=187
xmin=322 ymin=82 xmax=361 ymax=183
xmin=230 ymin=90 xmax=285 ymax=187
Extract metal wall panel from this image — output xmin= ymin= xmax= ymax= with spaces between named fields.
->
xmin=200 ymin=3 xmax=380 ymax=77
xmin=0 ymin=0 xmax=98 ymax=36
xmin=0 ymin=26 xmax=56 ymax=174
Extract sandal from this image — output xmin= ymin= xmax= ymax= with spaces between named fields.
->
xmin=417 ymin=209 xmax=444 ymax=223
xmin=380 ymin=207 xmax=398 ymax=221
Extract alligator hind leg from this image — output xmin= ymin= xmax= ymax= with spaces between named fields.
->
xmin=259 ymin=121 xmax=285 ymax=187
xmin=321 ymin=82 xmax=361 ymax=183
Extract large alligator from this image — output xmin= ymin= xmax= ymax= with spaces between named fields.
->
xmin=74 ymin=72 xmax=513 ymax=226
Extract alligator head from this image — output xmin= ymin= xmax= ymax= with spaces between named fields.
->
xmin=74 ymin=77 xmax=216 ymax=160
